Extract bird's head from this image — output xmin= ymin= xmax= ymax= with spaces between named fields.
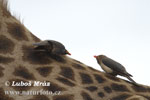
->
xmin=94 ymin=55 xmax=106 ymax=64
xmin=48 ymin=40 xmax=71 ymax=55
xmin=64 ymin=50 xmax=71 ymax=55
xmin=94 ymin=55 xmax=99 ymax=60
xmin=33 ymin=40 xmax=71 ymax=55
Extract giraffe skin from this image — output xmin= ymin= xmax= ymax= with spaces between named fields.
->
xmin=0 ymin=0 xmax=150 ymax=100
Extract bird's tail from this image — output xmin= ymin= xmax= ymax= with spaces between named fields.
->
xmin=125 ymin=71 xmax=133 ymax=77
xmin=126 ymin=75 xmax=137 ymax=84
xmin=32 ymin=41 xmax=48 ymax=46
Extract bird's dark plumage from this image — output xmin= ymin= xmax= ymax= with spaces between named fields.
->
xmin=94 ymin=55 xmax=136 ymax=84
xmin=33 ymin=40 xmax=71 ymax=55
xmin=102 ymin=57 xmax=132 ymax=77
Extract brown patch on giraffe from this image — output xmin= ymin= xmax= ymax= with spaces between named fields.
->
xmin=131 ymin=85 xmax=149 ymax=92
xmin=85 ymin=86 xmax=98 ymax=92
xmin=81 ymin=91 xmax=93 ymax=100
xmin=43 ymin=82 xmax=66 ymax=92
xmin=94 ymin=74 xmax=106 ymax=83
xmin=13 ymin=66 xmax=35 ymax=80
xmin=111 ymin=83 xmax=130 ymax=92
xmin=9 ymin=79 xmax=32 ymax=91
xmin=36 ymin=66 xmax=53 ymax=77
xmin=88 ymin=66 xmax=100 ymax=73
xmin=103 ymin=86 xmax=112 ymax=93
xmin=111 ymin=94 xmax=131 ymax=100
xmin=97 ymin=92 xmax=105 ymax=98
xmin=0 ymin=88 xmax=14 ymax=100
xmin=53 ymin=94 xmax=74 ymax=100
xmin=80 ymin=73 xmax=93 ymax=84
xmin=105 ymin=74 xmax=120 ymax=82
xmin=49 ymin=54 xmax=66 ymax=63
xmin=142 ymin=96 xmax=150 ymax=99
xmin=0 ymin=22 xmax=2 ymax=30
xmin=60 ymin=66 xmax=75 ymax=81
xmin=29 ymin=95 xmax=49 ymax=100
xmin=129 ymin=98 xmax=141 ymax=100
xmin=22 ymin=45 xmax=52 ymax=64
xmin=0 ymin=66 xmax=4 ymax=77
xmin=0 ymin=55 xmax=14 ymax=64
xmin=0 ymin=35 xmax=15 ymax=54
xmin=72 ymin=63 xmax=86 ymax=70
xmin=6 ymin=22 xmax=28 ymax=41
xmin=147 ymin=87 xmax=150 ymax=92
xmin=30 ymin=33 xmax=40 ymax=42
xmin=56 ymin=77 xmax=76 ymax=87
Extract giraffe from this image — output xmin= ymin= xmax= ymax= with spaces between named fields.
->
xmin=0 ymin=0 xmax=150 ymax=100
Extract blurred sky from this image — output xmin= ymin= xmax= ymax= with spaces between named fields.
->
xmin=9 ymin=0 xmax=150 ymax=85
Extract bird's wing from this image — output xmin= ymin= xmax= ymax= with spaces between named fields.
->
xmin=33 ymin=46 xmax=47 ymax=50
xmin=33 ymin=40 xmax=49 ymax=46
xmin=33 ymin=40 xmax=53 ymax=51
xmin=102 ymin=58 xmax=132 ymax=76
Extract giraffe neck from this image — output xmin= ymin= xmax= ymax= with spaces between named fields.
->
xmin=0 ymin=0 xmax=150 ymax=100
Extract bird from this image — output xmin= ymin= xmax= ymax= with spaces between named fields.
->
xmin=94 ymin=55 xmax=136 ymax=84
xmin=32 ymin=40 xmax=71 ymax=55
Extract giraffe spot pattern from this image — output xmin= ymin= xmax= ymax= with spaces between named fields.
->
xmin=147 ymin=87 xmax=150 ymax=92
xmin=131 ymin=85 xmax=149 ymax=92
xmin=0 ymin=22 xmax=2 ymax=30
xmin=0 ymin=55 xmax=14 ymax=64
xmin=53 ymin=94 xmax=74 ymax=100
xmin=36 ymin=66 xmax=53 ymax=77
xmin=103 ymin=86 xmax=112 ymax=93
xmin=22 ymin=45 xmax=52 ymax=65
xmin=105 ymin=74 xmax=120 ymax=82
xmin=80 ymin=73 xmax=93 ymax=84
xmin=43 ymin=82 xmax=66 ymax=92
xmin=6 ymin=22 xmax=28 ymax=41
xmin=111 ymin=94 xmax=131 ymax=100
xmin=0 ymin=88 xmax=14 ymax=100
xmin=94 ymin=74 xmax=106 ymax=83
xmin=85 ymin=86 xmax=98 ymax=92
xmin=56 ymin=77 xmax=76 ymax=87
xmin=13 ymin=66 xmax=35 ymax=80
xmin=60 ymin=66 xmax=75 ymax=81
xmin=28 ymin=95 xmax=49 ymax=100
xmin=9 ymin=79 xmax=32 ymax=91
xmin=142 ymin=96 xmax=150 ymax=99
xmin=0 ymin=66 xmax=4 ymax=78
xmin=81 ymin=91 xmax=93 ymax=100
xmin=88 ymin=66 xmax=99 ymax=72
xmin=129 ymin=98 xmax=142 ymax=100
xmin=49 ymin=54 xmax=66 ymax=63
xmin=97 ymin=92 xmax=105 ymax=98
xmin=72 ymin=63 xmax=86 ymax=70
xmin=0 ymin=35 xmax=15 ymax=54
xmin=111 ymin=83 xmax=129 ymax=92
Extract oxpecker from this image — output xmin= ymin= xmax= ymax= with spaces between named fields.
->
xmin=33 ymin=40 xmax=71 ymax=55
xmin=94 ymin=55 xmax=136 ymax=84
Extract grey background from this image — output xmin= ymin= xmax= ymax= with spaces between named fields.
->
xmin=9 ymin=0 xmax=150 ymax=85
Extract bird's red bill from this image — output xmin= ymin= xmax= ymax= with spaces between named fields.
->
xmin=66 ymin=50 xmax=71 ymax=55
xmin=94 ymin=55 xmax=97 ymax=58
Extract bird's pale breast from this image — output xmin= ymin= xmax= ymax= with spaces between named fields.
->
xmin=101 ymin=62 xmax=113 ymax=73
